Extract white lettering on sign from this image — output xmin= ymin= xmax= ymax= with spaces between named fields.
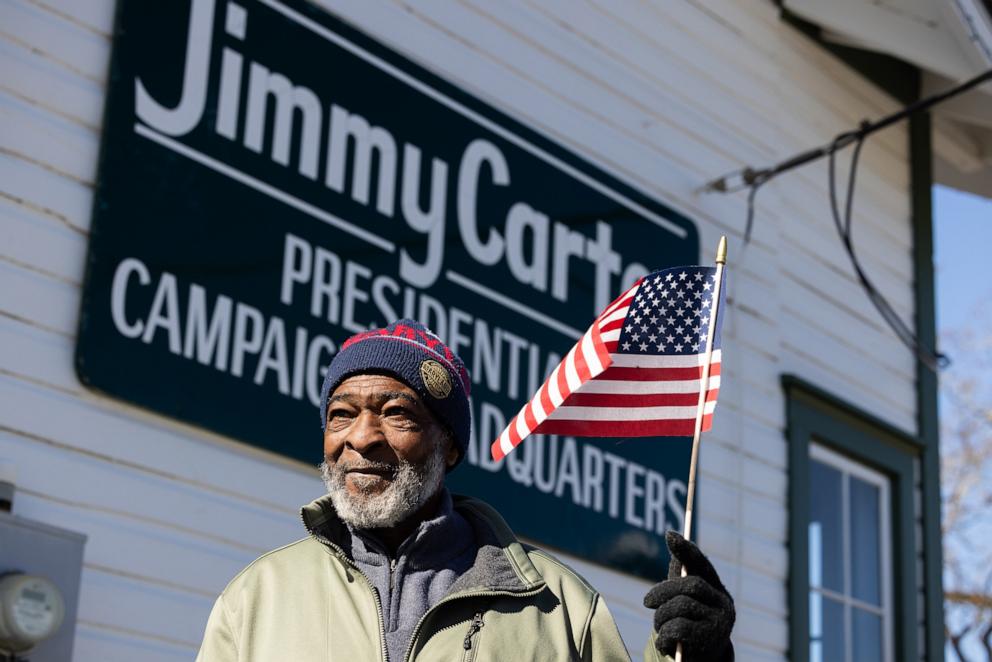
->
xmin=110 ymin=256 xmax=335 ymax=405
xmin=108 ymin=239 xmax=686 ymax=537
xmin=132 ymin=0 xmax=660 ymax=320
xmin=462 ymin=416 xmax=686 ymax=536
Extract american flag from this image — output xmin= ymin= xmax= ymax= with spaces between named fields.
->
xmin=491 ymin=265 xmax=724 ymax=461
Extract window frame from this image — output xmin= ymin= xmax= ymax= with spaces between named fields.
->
xmin=784 ymin=376 xmax=922 ymax=662
xmin=808 ymin=442 xmax=894 ymax=662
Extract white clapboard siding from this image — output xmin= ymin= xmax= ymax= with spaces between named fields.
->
xmin=0 ymin=89 xmax=100 ymax=185
xmin=0 ymin=195 xmax=87 ymax=285
xmin=0 ymin=0 xmax=927 ymax=660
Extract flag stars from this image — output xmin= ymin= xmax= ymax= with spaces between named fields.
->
xmin=648 ymin=333 xmax=658 ymax=342
xmin=675 ymin=343 xmax=684 ymax=352
xmin=678 ymin=272 xmax=688 ymax=281
xmin=622 ymin=341 xmax=631 ymax=351
xmin=665 ymin=273 xmax=674 ymax=281
xmin=639 ymin=342 xmax=648 ymax=351
xmin=703 ymin=282 xmax=712 ymax=291
xmin=694 ymin=272 xmax=704 ymax=281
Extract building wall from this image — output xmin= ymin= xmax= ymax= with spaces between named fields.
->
xmin=0 ymin=0 xmax=917 ymax=660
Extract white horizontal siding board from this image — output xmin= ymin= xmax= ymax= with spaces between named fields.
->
xmin=2 ymin=430 xmax=303 ymax=552
xmin=0 ymin=151 xmax=94 ymax=233
xmin=548 ymin=0 xmax=795 ymax=155
xmin=0 ymin=259 xmax=79 ymax=335
xmin=13 ymin=492 xmax=259 ymax=596
xmin=25 ymin=0 xmax=116 ymax=39
xmin=695 ymin=0 xmax=908 ymax=154
xmin=740 ymin=566 xmax=788 ymax=618
xmin=698 ymin=439 xmax=741 ymax=486
xmin=740 ymin=492 xmax=787 ymax=543
xmin=734 ymin=606 xmax=789 ymax=654
xmin=697 ymin=478 xmax=741 ymax=528
xmin=776 ymin=179 xmax=912 ymax=278
xmin=0 ymin=0 xmax=111 ymax=83
xmin=777 ymin=293 xmax=915 ymax=386
xmin=734 ymin=419 xmax=788 ymax=470
xmin=778 ymin=299 xmax=917 ymax=392
xmin=466 ymin=0 xmax=784 ymax=164
xmin=320 ymin=0 xmax=773 ymax=251
xmin=781 ymin=155 xmax=913 ymax=247
xmin=0 ymin=89 xmax=100 ymax=184
xmin=399 ymin=0 xmax=756 ymax=179
xmin=739 ymin=456 xmax=787 ymax=502
xmin=737 ymin=530 xmax=789 ymax=579
xmin=78 ymin=566 xmax=212 ymax=647
xmin=0 ymin=37 xmax=106 ymax=130
xmin=777 ymin=346 xmax=915 ymax=432
xmin=629 ymin=0 xmax=908 ymax=162
xmin=0 ymin=375 xmax=321 ymax=511
xmin=0 ymin=195 xmax=87 ymax=284
xmin=0 ymin=312 xmax=79 ymax=390
xmin=73 ymin=622 xmax=195 ymax=662
xmin=778 ymin=165 xmax=913 ymax=263
xmin=778 ymin=232 xmax=915 ymax=325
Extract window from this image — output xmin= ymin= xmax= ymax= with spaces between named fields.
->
xmin=808 ymin=444 xmax=893 ymax=662
xmin=784 ymin=377 xmax=923 ymax=662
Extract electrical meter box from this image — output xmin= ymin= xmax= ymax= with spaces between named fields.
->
xmin=0 ymin=512 xmax=86 ymax=661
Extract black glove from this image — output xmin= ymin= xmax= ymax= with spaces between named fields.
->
xmin=642 ymin=531 xmax=735 ymax=661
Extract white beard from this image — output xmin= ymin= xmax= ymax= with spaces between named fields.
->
xmin=319 ymin=441 xmax=447 ymax=530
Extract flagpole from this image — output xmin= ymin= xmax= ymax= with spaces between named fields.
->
xmin=675 ymin=235 xmax=727 ymax=662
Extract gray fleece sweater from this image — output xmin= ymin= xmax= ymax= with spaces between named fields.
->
xmin=346 ymin=490 xmax=477 ymax=662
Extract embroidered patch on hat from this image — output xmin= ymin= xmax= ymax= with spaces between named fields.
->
xmin=420 ymin=359 xmax=452 ymax=399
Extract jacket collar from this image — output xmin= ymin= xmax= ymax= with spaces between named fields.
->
xmin=301 ymin=491 xmax=545 ymax=594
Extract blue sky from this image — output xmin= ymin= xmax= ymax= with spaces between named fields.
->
xmin=934 ymin=186 xmax=992 ymax=333
xmin=933 ymin=184 xmax=991 ymax=661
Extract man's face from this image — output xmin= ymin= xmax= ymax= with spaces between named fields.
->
xmin=320 ymin=373 xmax=458 ymax=528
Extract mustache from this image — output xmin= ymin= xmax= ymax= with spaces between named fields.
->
xmin=324 ymin=457 xmax=398 ymax=476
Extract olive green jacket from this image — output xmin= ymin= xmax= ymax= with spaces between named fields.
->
xmin=196 ymin=493 xmax=669 ymax=661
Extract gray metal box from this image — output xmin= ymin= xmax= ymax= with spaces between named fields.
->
xmin=0 ymin=512 xmax=86 ymax=662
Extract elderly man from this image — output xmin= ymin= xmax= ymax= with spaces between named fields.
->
xmin=197 ymin=319 xmax=735 ymax=661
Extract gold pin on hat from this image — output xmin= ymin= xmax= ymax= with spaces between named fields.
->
xmin=420 ymin=360 xmax=452 ymax=399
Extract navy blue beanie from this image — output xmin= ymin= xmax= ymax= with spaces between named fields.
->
xmin=319 ymin=319 xmax=472 ymax=467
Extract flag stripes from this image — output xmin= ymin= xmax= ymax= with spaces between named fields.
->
xmin=491 ymin=266 xmax=724 ymax=462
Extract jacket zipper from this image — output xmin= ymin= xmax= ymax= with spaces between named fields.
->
xmin=461 ymin=612 xmax=484 ymax=662
xmin=304 ymin=514 xmax=389 ymax=662
xmin=304 ymin=511 xmax=545 ymax=662
xmin=401 ymin=585 xmax=544 ymax=662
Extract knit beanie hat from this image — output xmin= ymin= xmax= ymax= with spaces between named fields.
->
xmin=319 ymin=319 xmax=472 ymax=468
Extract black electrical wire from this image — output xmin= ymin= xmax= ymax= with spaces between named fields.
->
xmin=826 ymin=129 xmax=950 ymax=371
xmin=700 ymin=69 xmax=992 ymax=372
xmin=703 ymin=68 xmax=992 ymax=195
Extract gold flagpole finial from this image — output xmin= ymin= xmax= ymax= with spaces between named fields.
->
xmin=716 ymin=235 xmax=728 ymax=265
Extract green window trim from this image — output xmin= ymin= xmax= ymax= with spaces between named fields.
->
xmin=784 ymin=376 xmax=920 ymax=662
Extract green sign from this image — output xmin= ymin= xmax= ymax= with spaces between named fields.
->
xmin=78 ymin=0 xmax=700 ymax=579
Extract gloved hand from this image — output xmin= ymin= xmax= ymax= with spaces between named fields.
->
xmin=643 ymin=531 xmax=735 ymax=661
